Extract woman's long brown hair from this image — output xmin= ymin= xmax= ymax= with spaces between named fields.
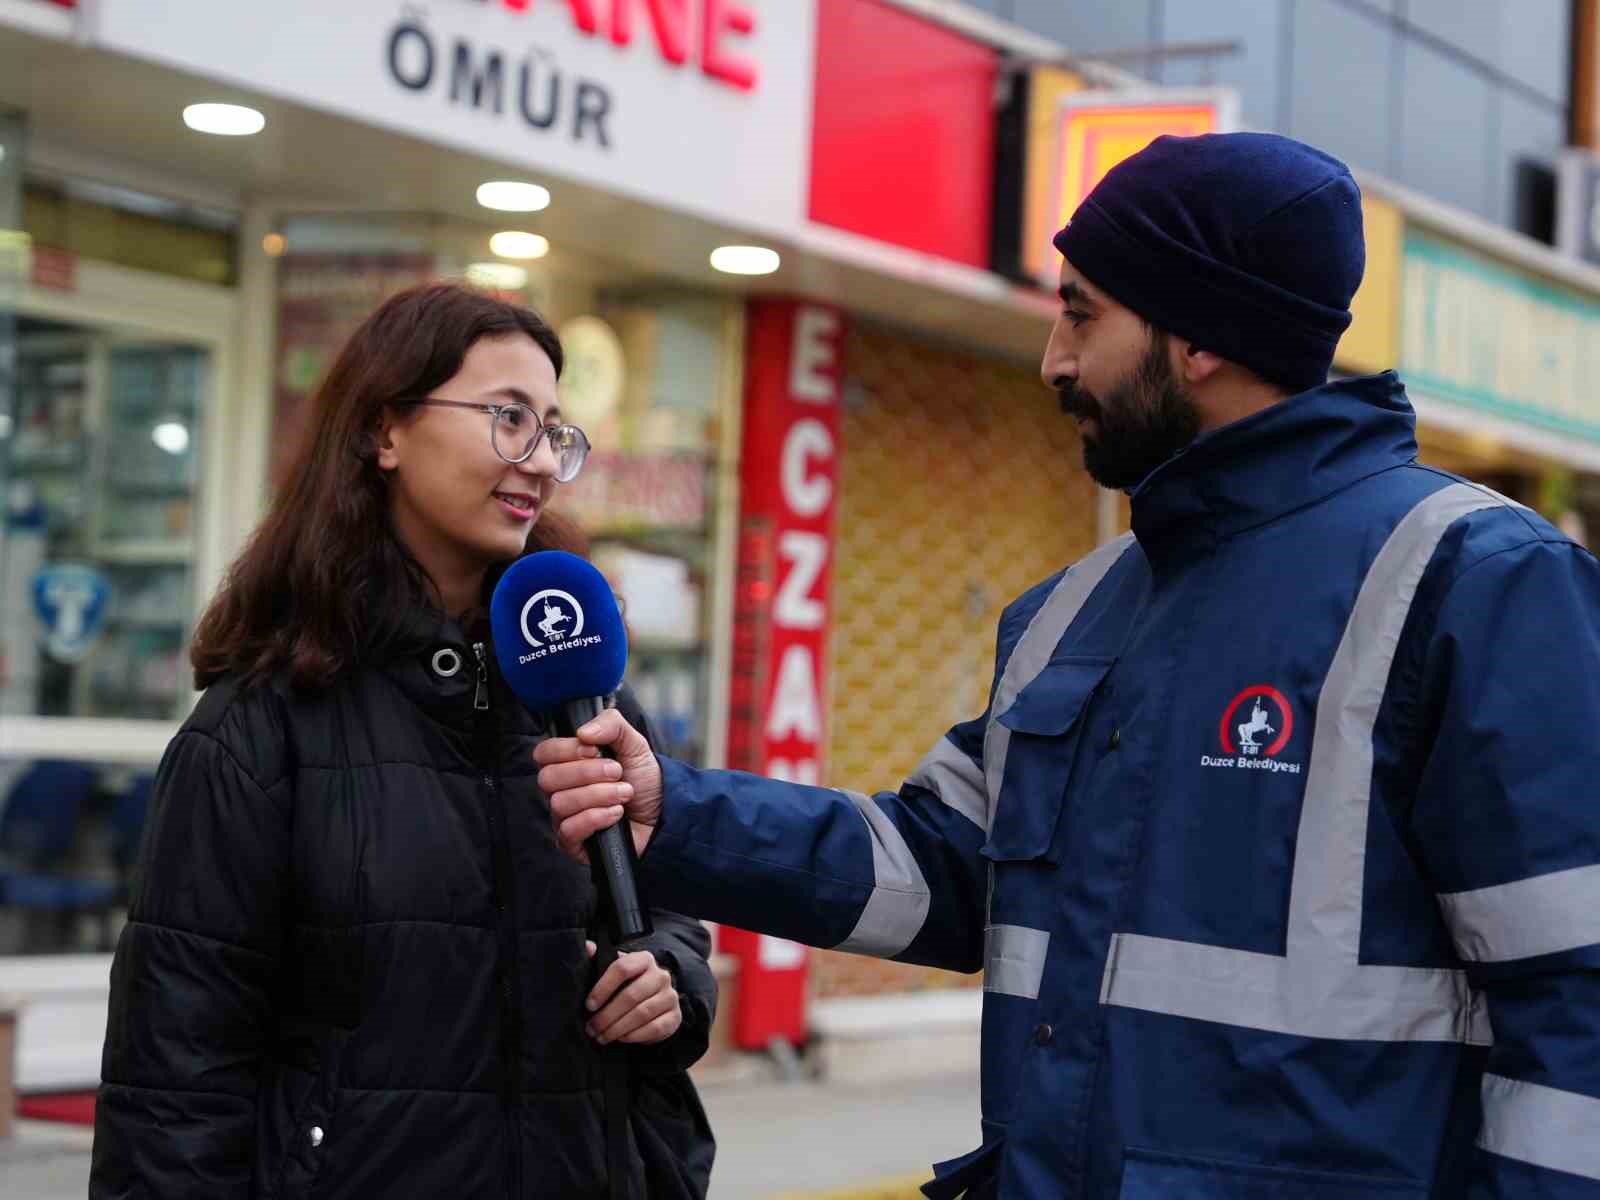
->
xmin=191 ymin=282 xmax=586 ymax=691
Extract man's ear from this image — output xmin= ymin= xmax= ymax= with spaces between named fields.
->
xmin=1178 ymin=341 xmax=1225 ymax=386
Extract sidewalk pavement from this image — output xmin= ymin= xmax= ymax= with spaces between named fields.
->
xmin=0 ymin=1065 xmax=980 ymax=1199
xmin=701 ymin=1065 xmax=979 ymax=1199
xmin=1 ymin=1119 xmax=94 ymax=1199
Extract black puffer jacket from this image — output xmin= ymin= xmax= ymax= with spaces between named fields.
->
xmin=90 ymin=607 xmax=716 ymax=1200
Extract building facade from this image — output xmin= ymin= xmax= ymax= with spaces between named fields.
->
xmin=3 ymin=0 xmax=1600 ymax=1088
xmin=969 ymin=0 xmax=1573 ymax=236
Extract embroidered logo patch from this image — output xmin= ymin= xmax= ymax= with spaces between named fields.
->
xmin=1200 ymin=685 xmax=1302 ymax=776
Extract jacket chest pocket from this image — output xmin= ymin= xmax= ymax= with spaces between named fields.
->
xmin=982 ymin=656 xmax=1114 ymax=865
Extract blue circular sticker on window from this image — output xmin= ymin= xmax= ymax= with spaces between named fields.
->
xmin=32 ymin=563 xmax=112 ymax=663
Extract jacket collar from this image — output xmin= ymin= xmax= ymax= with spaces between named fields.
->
xmin=380 ymin=583 xmax=548 ymax=736
xmin=380 ymin=603 xmax=489 ymax=729
xmin=1128 ymin=372 xmax=1419 ymax=566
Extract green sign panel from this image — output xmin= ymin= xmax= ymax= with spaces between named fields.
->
xmin=1401 ymin=230 xmax=1600 ymax=446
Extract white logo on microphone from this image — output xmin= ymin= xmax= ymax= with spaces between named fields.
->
xmin=521 ymin=589 xmax=586 ymax=648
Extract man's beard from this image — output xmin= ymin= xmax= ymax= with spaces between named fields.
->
xmin=1059 ymin=335 xmax=1203 ymax=490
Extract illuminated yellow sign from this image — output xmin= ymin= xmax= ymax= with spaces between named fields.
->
xmin=1024 ymin=90 xmax=1233 ymax=284
xmin=1335 ymin=194 xmax=1402 ymax=376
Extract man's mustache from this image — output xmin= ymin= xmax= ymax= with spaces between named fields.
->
xmin=1058 ymin=384 xmax=1099 ymax=420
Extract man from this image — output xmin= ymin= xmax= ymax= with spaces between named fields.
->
xmin=538 ymin=134 xmax=1600 ymax=1198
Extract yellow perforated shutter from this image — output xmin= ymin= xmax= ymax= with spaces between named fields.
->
xmin=815 ymin=323 xmax=1099 ymax=997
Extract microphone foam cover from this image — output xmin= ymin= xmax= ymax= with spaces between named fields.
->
xmin=490 ymin=551 xmax=628 ymax=711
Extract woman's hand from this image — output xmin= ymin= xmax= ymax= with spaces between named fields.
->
xmin=584 ymin=943 xmax=682 ymax=1045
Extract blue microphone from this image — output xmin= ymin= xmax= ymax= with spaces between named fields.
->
xmin=491 ymin=551 xmax=651 ymax=943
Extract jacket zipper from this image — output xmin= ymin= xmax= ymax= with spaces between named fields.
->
xmin=473 ymin=642 xmax=490 ymax=711
xmin=472 ymin=642 xmax=524 ymax=1200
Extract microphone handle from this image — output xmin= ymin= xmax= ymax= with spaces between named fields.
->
xmin=558 ymin=696 xmax=652 ymax=945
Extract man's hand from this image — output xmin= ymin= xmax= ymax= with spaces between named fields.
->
xmin=535 ymin=708 xmax=662 ymax=861
xmin=582 ymin=942 xmax=682 ymax=1045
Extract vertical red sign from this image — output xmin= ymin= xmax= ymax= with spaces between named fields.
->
xmin=721 ymin=298 xmax=844 ymax=1050
xmin=728 ymin=299 xmax=843 ymax=786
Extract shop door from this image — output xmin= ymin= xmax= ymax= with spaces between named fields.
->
xmin=0 ymin=264 xmax=236 ymax=1090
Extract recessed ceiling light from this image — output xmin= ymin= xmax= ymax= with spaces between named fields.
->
xmin=490 ymin=231 xmax=550 ymax=260
xmin=477 ymin=181 xmax=551 ymax=213
xmin=710 ymin=245 xmax=781 ymax=276
xmin=467 ymin=262 xmax=529 ymax=291
xmin=182 ymin=103 xmax=266 ymax=136
xmin=151 ymin=422 xmax=191 ymax=455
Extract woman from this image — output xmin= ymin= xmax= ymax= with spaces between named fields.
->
xmin=90 ymin=283 xmax=716 ymax=1199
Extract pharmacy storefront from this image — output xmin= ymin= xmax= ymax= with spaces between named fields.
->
xmin=0 ymin=0 xmax=1077 ymax=1089
xmin=0 ymin=0 xmax=823 ymax=1088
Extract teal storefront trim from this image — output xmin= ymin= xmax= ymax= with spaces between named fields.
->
xmin=1401 ymin=231 xmax=1600 ymax=447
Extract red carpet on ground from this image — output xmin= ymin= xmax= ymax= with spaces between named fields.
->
xmin=18 ymin=1091 xmax=96 ymax=1125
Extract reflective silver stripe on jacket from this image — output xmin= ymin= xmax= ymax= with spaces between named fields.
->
xmin=985 ymin=924 xmax=1051 ymax=1000
xmin=983 ymin=533 xmax=1137 ymax=828
xmin=1438 ymin=863 xmax=1600 ymax=963
xmin=1479 ymin=1074 xmax=1600 ymax=1181
xmin=1099 ymin=933 xmax=1485 ymax=1042
xmin=906 ymin=736 xmax=989 ymax=834
xmin=1101 ymin=483 xmax=1505 ymax=1044
xmin=833 ymin=790 xmax=932 ymax=958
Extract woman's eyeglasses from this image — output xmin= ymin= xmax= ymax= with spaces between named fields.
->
xmin=411 ymin=398 xmax=591 ymax=482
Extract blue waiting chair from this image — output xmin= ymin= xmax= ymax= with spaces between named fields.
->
xmin=0 ymin=760 xmax=121 ymax=951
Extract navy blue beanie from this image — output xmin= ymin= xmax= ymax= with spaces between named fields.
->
xmin=1053 ymin=132 xmax=1365 ymax=395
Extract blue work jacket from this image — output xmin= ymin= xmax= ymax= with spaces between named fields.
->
xmin=640 ymin=373 xmax=1600 ymax=1199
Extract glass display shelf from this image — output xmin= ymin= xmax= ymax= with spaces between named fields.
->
xmin=4 ymin=322 xmax=206 ymax=724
